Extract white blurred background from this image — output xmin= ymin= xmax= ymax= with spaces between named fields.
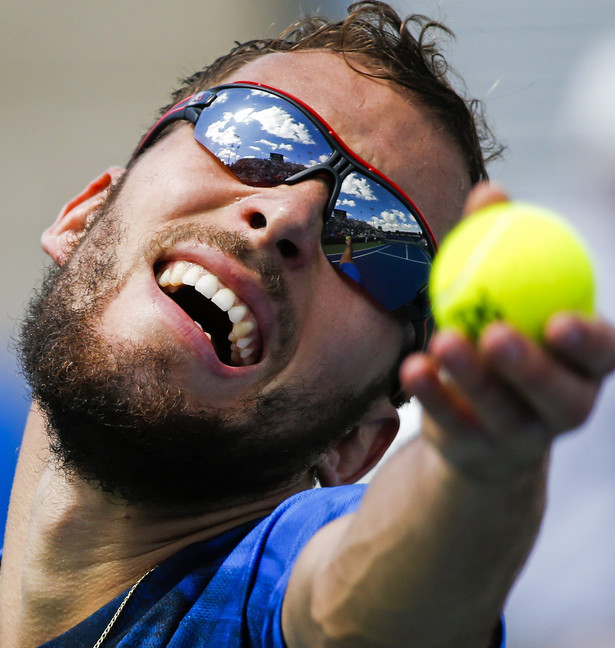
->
xmin=2 ymin=2 xmax=614 ymax=646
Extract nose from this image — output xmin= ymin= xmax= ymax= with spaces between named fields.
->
xmin=237 ymin=178 xmax=331 ymax=267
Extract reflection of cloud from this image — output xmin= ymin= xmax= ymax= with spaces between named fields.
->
xmin=381 ymin=209 xmax=402 ymax=225
xmin=339 ymin=198 xmax=356 ymax=207
xmin=215 ymin=147 xmax=235 ymax=161
xmin=206 ymin=115 xmax=238 ymax=147
xmin=257 ymin=139 xmax=293 ymax=152
xmin=249 ymin=106 xmax=315 ymax=144
xmin=369 ymin=208 xmax=419 ymax=232
xmin=207 ymin=103 xmax=315 ymax=150
xmin=235 ymin=107 xmax=255 ymax=123
xmin=308 ymin=153 xmax=331 ymax=166
xmin=258 ymin=138 xmax=277 ymax=148
xmin=341 ymin=174 xmax=377 ymax=201
xmin=230 ymin=105 xmax=314 ymax=144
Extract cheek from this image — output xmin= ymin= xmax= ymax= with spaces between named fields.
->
xmin=94 ymin=275 xmax=159 ymax=343
xmin=287 ymin=273 xmax=401 ymax=389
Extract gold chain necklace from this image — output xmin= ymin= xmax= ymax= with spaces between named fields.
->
xmin=92 ymin=567 xmax=156 ymax=648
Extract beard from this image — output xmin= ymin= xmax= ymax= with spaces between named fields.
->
xmin=18 ymin=189 xmax=391 ymax=510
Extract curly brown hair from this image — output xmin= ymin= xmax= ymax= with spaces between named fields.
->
xmin=143 ymin=1 xmax=500 ymax=184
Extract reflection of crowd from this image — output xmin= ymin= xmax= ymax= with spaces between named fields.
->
xmin=323 ymin=211 xmax=384 ymax=245
xmin=228 ymin=156 xmax=306 ymax=186
xmin=388 ymin=231 xmax=429 ymax=246
xmin=323 ymin=211 xmax=428 ymax=246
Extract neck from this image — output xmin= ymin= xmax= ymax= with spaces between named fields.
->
xmin=0 ymin=404 xmax=310 ymax=648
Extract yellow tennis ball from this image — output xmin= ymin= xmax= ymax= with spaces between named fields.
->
xmin=429 ymin=201 xmax=595 ymax=341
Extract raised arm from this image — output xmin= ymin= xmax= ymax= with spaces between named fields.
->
xmin=282 ymin=188 xmax=615 ymax=648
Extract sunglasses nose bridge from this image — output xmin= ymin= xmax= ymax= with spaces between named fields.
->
xmin=324 ymin=154 xmax=353 ymax=217
xmin=284 ymin=153 xmax=351 ymax=220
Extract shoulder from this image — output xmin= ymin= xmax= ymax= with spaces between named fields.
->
xmin=262 ymin=485 xmax=366 ymax=533
xmin=240 ymin=485 xmax=366 ymax=578
xmin=240 ymin=485 xmax=366 ymax=646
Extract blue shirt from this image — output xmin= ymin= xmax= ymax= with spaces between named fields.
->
xmin=40 ymin=486 xmax=365 ymax=648
xmin=36 ymin=484 xmax=505 ymax=647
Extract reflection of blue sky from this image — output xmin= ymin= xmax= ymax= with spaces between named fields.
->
xmin=205 ymin=91 xmax=316 ymax=164
xmin=339 ymin=173 xmax=420 ymax=232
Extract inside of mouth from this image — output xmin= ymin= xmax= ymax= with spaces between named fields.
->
xmin=169 ymin=286 xmax=233 ymax=365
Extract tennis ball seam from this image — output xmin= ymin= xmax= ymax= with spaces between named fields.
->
xmin=435 ymin=209 xmax=514 ymax=314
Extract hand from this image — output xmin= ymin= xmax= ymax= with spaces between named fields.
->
xmin=401 ymin=315 xmax=615 ymax=481
xmin=400 ymin=184 xmax=615 ymax=481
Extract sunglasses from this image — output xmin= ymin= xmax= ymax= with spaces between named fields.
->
xmin=133 ymin=82 xmax=437 ymax=344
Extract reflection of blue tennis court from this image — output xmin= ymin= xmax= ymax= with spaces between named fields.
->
xmin=328 ymin=240 xmax=431 ymax=310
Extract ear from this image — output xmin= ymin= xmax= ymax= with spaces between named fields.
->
xmin=41 ymin=166 xmax=125 ymax=265
xmin=316 ymin=397 xmax=400 ymax=486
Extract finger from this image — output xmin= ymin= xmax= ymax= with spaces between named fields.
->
xmin=545 ymin=312 xmax=615 ymax=378
xmin=400 ymin=343 xmax=549 ymax=480
xmin=480 ymin=322 xmax=601 ymax=433
xmin=462 ymin=181 xmax=510 ymax=217
xmin=400 ymin=352 xmax=482 ymax=435
xmin=429 ymin=330 xmax=543 ymax=440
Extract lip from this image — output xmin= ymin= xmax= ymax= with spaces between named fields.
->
xmin=149 ymin=244 xmax=276 ymax=375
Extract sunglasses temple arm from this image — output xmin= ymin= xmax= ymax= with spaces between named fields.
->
xmin=132 ymin=105 xmax=203 ymax=160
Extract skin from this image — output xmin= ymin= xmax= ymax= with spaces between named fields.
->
xmin=2 ymin=51 xmax=614 ymax=648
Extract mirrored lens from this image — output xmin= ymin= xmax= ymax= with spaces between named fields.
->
xmin=194 ymin=88 xmax=333 ymax=186
xmin=323 ymin=171 xmax=432 ymax=311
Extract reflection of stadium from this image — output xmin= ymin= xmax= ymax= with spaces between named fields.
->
xmin=323 ymin=208 xmax=427 ymax=246
xmin=228 ymin=154 xmax=306 ymax=186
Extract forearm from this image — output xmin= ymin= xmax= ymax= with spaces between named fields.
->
xmin=309 ymin=435 xmax=547 ymax=647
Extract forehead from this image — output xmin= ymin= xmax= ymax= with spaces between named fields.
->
xmin=224 ymin=50 xmax=470 ymax=241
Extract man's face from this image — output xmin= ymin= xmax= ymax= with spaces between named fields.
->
xmin=102 ymin=52 xmax=468 ymax=406
xmin=21 ymin=51 xmax=470 ymax=508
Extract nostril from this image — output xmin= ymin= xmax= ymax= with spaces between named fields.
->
xmin=277 ymin=239 xmax=299 ymax=258
xmin=249 ymin=213 xmax=267 ymax=229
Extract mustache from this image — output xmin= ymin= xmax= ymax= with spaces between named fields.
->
xmin=145 ymin=222 xmax=286 ymax=299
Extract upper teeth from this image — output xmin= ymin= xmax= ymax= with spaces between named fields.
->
xmin=157 ymin=260 xmax=260 ymax=366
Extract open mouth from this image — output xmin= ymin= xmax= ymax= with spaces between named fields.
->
xmin=156 ymin=260 xmax=262 ymax=367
